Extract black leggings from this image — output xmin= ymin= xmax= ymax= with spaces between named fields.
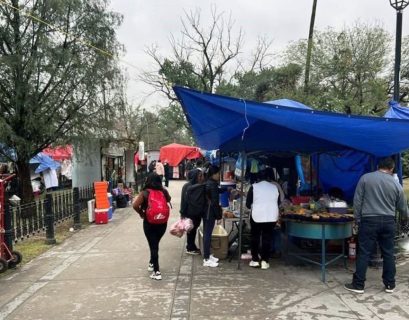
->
xmin=143 ymin=220 xmax=167 ymax=272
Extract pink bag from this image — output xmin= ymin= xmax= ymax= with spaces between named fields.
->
xmin=169 ymin=218 xmax=194 ymax=237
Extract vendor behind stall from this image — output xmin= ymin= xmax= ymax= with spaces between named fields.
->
xmin=246 ymin=167 xmax=284 ymax=269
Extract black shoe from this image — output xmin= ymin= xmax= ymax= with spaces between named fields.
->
xmin=385 ymin=285 xmax=395 ymax=293
xmin=344 ymin=283 xmax=364 ymax=294
xmin=185 ymin=249 xmax=200 ymax=255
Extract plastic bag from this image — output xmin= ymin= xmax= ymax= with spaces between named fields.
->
xmin=234 ymin=152 xmax=247 ymax=179
xmin=169 ymin=218 xmax=194 ymax=237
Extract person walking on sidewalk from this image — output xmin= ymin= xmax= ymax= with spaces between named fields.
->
xmin=344 ymin=157 xmax=408 ymax=294
xmin=132 ymin=173 xmax=171 ymax=280
xmin=202 ymin=164 xmax=223 ymax=267
xmin=155 ymin=160 xmax=165 ymax=183
xmin=163 ymin=160 xmax=170 ymax=187
xmin=180 ymin=168 xmax=205 ymax=255
xmin=246 ymin=167 xmax=284 ymax=270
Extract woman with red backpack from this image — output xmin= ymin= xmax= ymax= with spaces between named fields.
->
xmin=132 ymin=173 xmax=171 ymax=280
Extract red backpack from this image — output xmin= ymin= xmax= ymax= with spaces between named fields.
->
xmin=145 ymin=189 xmax=170 ymax=224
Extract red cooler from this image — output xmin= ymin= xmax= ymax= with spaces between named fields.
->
xmin=95 ymin=208 xmax=109 ymax=224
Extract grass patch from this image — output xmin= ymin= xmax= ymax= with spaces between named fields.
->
xmin=9 ymin=212 xmax=91 ymax=266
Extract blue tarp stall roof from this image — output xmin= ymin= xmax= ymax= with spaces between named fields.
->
xmin=30 ymin=152 xmax=61 ymax=174
xmin=384 ymin=100 xmax=409 ymax=119
xmin=264 ymin=98 xmax=312 ymax=110
xmin=174 ymin=86 xmax=409 ymax=157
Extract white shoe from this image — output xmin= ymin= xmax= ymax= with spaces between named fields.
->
xmin=203 ymin=259 xmax=219 ymax=267
xmin=209 ymin=254 xmax=219 ymax=263
xmin=150 ymin=271 xmax=162 ymax=280
xmin=148 ymin=263 xmax=154 ymax=272
xmin=249 ymin=260 xmax=260 ymax=268
xmin=261 ymin=261 xmax=270 ymax=270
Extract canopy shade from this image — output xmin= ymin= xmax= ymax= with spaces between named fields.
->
xmin=159 ymin=143 xmax=201 ymax=167
xmin=42 ymin=145 xmax=73 ymax=161
xmin=30 ymin=152 xmax=61 ymax=173
xmin=174 ymin=86 xmax=409 ymax=157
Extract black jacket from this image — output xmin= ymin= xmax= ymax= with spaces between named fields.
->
xmin=205 ymin=179 xmax=223 ymax=220
xmin=180 ymin=181 xmax=191 ymax=217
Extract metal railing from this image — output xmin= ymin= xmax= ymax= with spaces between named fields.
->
xmin=6 ymin=185 xmax=94 ymax=243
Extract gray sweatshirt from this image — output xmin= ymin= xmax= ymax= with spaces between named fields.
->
xmin=354 ymin=171 xmax=408 ymax=223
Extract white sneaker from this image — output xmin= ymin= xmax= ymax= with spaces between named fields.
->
xmin=249 ymin=260 xmax=260 ymax=268
xmin=150 ymin=271 xmax=162 ymax=280
xmin=203 ymin=259 xmax=219 ymax=267
xmin=209 ymin=254 xmax=219 ymax=263
xmin=261 ymin=261 xmax=270 ymax=270
xmin=148 ymin=263 xmax=154 ymax=272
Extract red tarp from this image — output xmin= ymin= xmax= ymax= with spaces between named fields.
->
xmin=159 ymin=143 xmax=201 ymax=167
xmin=42 ymin=145 xmax=73 ymax=161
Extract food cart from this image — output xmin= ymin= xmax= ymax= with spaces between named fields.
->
xmin=174 ymin=86 xmax=409 ymax=280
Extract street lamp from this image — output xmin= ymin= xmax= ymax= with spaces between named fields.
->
xmin=389 ymin=0 xmax=409 ymax=102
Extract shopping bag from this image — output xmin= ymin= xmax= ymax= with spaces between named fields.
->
xmin=169 ymin=219 xmax=185 ymax=238
xmin=182 ymin=217 xmax=194 ymax=232
xmin=170 ymin=218 xmax=194 ymax=237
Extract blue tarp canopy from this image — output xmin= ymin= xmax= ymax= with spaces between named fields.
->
xmin=30 ymin=152 xmax=61 ymax=173
xmin=174 ymin=86 xmax=409 ymax=156
xmin=265 ymin=98 xmax=312 ymax=110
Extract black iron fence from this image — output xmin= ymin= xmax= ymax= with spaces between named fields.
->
xmin=5 ymin=185 xmax=94 ymax=244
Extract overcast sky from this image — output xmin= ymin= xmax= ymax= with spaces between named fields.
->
xmin=109 ymin=0 xmax=409 ymax=107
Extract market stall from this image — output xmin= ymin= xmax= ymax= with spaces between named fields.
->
xmin=174 ymin=86 xmax=409 ymax=279
xmin=159 ymin=143 xmax=202 ymax=179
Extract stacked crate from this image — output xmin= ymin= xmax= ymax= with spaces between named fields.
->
xmin=94 ymin=182 xmax=109 ymax=224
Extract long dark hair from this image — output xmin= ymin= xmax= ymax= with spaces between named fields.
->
xmin=204 ymin=163 xmax=220 ymax=181
xmin=143 ymin=172 xmax=163 ymax=190
xmin=188 ymin=168 xmax=203 ymax=184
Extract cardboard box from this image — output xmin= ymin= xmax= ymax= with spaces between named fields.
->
xmin=198 ymin=225 xmax=229 ymax=260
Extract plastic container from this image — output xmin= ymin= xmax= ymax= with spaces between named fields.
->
xmin=95 ymin=208 xmax=109 ymax=224
xmin=219 ymin=181 xmax=236 ymax=207
xmin=87 ymin=199 xmax=95 ymax=223
xmin=108 ymin=193 xmax=114 ymax=219
xmin=198 ymin=225 xmax=229 ymax=260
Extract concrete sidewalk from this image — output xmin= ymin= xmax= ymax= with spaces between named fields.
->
xmin=1 ymin=180 xmax=409 ymax=320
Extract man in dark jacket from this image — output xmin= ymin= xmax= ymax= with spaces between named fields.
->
xmin=344 ymin=157 xmax=408 ymax=294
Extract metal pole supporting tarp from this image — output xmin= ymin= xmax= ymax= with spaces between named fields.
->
xmin=237 ymin=151 xmax=246 ymax=270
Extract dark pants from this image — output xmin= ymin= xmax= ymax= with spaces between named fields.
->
xmin=250 ymin=217 xmax=275 ymax=262
xmin=143 ymin=220 xmax=167 ymax=272
xmin=186 ymin=216 xmax=201 ymax=251
xmin=352 ymin=216 xmax=396 ymax=289
xmin=164 ymin=175 xmax=169 ymax=187
xmin=202 ymin=217 xmax=216 ymax=259
xmin=271 ymin=227 xmax=282 ymax=254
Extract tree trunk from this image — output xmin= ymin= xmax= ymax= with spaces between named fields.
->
xmin=304 ymin=0 xmax=318 ymax=94
xmin=16 ymin=159 xmax=34 ymax=203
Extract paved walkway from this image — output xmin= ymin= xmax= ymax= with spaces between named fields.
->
xmin=1 ymin=180 xmax=409 ymax=319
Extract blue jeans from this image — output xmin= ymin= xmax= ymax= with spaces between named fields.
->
xmin=202 ymin=217 xmax=216 ymax=259
xmin=353 ymin=216 xmax=396 ymax=289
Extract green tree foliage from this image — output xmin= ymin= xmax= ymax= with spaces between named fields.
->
xmin=217 ymin=64 xmax=303 ymax=102
xmin=285 ymin=23 xmax=391 ymax=114
xmin=400 ymin=36 xmax=409 ymax=103
xmin=0 ymin=0 xmax=123 ymax=200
